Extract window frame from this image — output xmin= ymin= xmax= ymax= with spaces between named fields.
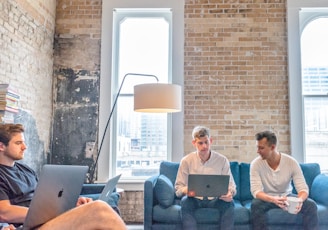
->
xmin=287 ymin=0 xmax=328 ymax=163
xmin=98 ymin=0 xmax=184 ymax=189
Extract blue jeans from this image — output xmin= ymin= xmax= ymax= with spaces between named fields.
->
xmin=250 ymin=197 xmax=318 ymax=230
xmin=180 ymin=196 xmax=234 ymax=230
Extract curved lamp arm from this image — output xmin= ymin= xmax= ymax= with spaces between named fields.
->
xmin=88 ymin=73 xmax=158 ymax=183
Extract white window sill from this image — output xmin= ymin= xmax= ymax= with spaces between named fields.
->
xmin=94 ymin=180 xmax=145 ymax=191
xmin=117 ymin=180 xmax=144 ymax=191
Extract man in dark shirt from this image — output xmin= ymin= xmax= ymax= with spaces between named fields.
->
xmin=0 ymin=123 xmax=126 ymax=230
xmin=0 ymin=162 xmax=37 ymax=208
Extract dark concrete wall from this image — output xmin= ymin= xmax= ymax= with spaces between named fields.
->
xmin=51 ymin=67 xmax=99 ymax=174
xmin=53 ymin=0 xmax=102 ymax=177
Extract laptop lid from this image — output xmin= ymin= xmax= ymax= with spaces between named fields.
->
xmin=98 ymin=174 xmax=121 ymax=202
xmin=187 ymin=174 xmax=230 ymax=197
xmin=23 ymin=165 xmax=88 ymax=230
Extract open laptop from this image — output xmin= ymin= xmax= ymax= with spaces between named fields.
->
xmin=98 ymin=174 xmax=122 ymax=202
xmin=187 ymin=174 xmax=230 ymax=197
xmin=18 ymin=164 xmax=89 ymax=230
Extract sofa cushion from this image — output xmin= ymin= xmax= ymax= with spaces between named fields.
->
xmin=311 ymin=174 xmax=328 ymax=206
xmin=153 ymin=204 xmax=181 ymax=223
xmin=154 ymin=174 xmax=175 ymax=208
xmin=239 ymin=163 xmax=252 ymax=201
xmin=234 ymin=200 xmax=250 ymax=224
xmin=230 ymin=161 xmax=240 ymax=200
xmin=160 ymin=161 xmax=180 ymax=185
xmin=292 ymin=163 xmax=321 ymax=195
xmin=317 ymin=204 xmax=328 ymax=224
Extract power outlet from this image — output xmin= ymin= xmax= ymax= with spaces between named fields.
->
xmin=85 ymin=142 xmax=96 ymax=158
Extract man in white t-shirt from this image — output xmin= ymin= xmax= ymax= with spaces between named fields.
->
xmin=250 ymin=130 xmax=318 ymax=230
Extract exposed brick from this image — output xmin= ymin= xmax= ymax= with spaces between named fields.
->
xmin=0 ymin=0 xmax=55 ymax=154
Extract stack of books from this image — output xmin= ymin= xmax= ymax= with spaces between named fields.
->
xmin=0 ymin=84 xmax=20 ymax=123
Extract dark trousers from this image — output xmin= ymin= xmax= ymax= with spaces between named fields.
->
xmin=250 ymin=197 xmax=318 ymax=230
xmin=180 ymin=196 xmax=234 ymax=230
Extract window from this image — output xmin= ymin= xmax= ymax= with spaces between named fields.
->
xmin=301 ymin=18 xmax=328 ymax=173
xmin=113 ymin=10 xmax=172 ymax=179
xmin=287 ymin=0 xmax=328 ymax=173
xmin=99 ymin=0 xmax=184 ymax=186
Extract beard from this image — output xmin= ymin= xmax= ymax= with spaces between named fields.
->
xmin=4 ymin=151 xmax=24 ymax=161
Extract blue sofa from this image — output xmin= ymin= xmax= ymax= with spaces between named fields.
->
xmin=144 ymin=161 xmax=328 ymax=230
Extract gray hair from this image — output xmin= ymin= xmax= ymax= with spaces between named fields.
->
xmin=192 ymin=126 xmax=210 ymax=140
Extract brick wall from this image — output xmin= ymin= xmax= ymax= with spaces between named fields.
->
xmin=119 ymin=191 xmax=144 ymax=224
xmin=183 ymin=0 xmax=289 ymax=163
xmin=0 ymin=0 xmax=56 ymax=172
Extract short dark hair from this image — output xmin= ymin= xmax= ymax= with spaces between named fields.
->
xmin=192 ymin=126 xmax=210 ymax=140
xmin=0 ymin=123 xmax=24 ymax=146
xmin=255 ymin=131 xmax=277 ymax=146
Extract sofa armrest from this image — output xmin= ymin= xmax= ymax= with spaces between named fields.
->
xmin=310 ymin=174 xmax=328 ymax=206
xmin=144 ymin=175 xmax=158 ymax=230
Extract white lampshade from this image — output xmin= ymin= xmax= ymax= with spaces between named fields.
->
xmin=134 ymin=83 xmax=181 ymax=113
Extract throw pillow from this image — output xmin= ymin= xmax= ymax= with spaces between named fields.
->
xmin=311 ymin=174 xmax=328 ymax=206
xmin=154 ymin=174 xmax=174 ymax=208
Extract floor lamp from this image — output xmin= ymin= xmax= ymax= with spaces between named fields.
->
xmin=88 ymin=73 xmax=181 ymax=183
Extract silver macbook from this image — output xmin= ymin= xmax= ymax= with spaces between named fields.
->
xmin=187 ymin=174 xmax=230 ymax=197
xmin=20 ymin=164 xmax=88 ymax=230
xmin=98 ymin=174 xmax=121 ymax=202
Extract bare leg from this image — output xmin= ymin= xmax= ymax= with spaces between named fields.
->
xmin=38 ymin=200 xmax=127 ymax=230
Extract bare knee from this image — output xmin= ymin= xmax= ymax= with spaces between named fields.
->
xmin=86 ymin=200 xmax=115 ymax=217
xmin=88 ymin=200 xmax=126 ymax=229
xmin=90 ymin=200 xmax=112 ymax=211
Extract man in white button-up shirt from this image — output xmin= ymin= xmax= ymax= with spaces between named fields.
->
xmin=175 ymin=126 xmax=236 ymax=230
